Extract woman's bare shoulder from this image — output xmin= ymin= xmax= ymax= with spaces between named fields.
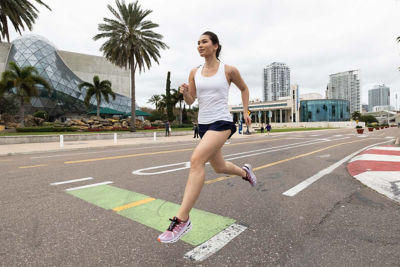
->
xmin=189 ymin=66 xmax=201 ymax=77
xmin=224 ymin=64 xmax=239 ymax=76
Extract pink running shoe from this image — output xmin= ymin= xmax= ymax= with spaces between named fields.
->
xmin=242 ymin=164 xmax=257 ymax=186
xmin=157 ymin=216 xmax=192 ymax=243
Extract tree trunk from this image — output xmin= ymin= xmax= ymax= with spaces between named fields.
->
xmin=20 ymin=96 xmax=25 ymax=127
xmin=179 ymin=100 xmax=182 ymax=124
xmin=130 ymin=58 xmax=136 ymax=132
xmin=97 ymin=96 xmax=100 ymax=118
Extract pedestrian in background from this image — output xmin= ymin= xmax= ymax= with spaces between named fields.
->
xmin=157 ymin=31 xmax=257 ymax=244
xmin=266 ymin=123 xmax=271 ymax=135
xmin=193 ymin=123 xmax=199 ymax=138
xmin=165 ymin=121 xmax=170 ymax=137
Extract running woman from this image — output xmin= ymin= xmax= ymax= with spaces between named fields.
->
xmin=157 ymin=31 xmax=256 ymax=243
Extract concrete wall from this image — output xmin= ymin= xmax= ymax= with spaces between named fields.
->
xmin=57 ymin=50 xmax=130 ymax=97
xmin=0 ymin=42 xmax=11 ymax=73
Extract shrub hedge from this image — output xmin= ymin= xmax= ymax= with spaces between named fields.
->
xmin=16 ymin=126 xmax=78 ymax=132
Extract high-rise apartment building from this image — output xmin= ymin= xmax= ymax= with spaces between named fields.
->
xmin=263 ymin=62 xmax=290 ymax=101
xmin=368 ymin=84 xmax=390 ymax=112
xmin=326 ymin=70 xmax=360 ymax=114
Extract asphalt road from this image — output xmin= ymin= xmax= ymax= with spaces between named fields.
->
xmin=1 ymin=128 xmax=400 ymax=266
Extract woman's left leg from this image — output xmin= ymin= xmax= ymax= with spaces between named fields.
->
xmin=209 ymin=149 xmax=247 ymax=177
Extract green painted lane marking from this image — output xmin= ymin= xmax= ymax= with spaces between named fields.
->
xmin=67 ymin=185 xmax=236 ymax=246
xmin=117 ymin=199 xmax=235 ymax=246
xmin=68 ymin=184 xmax=149 ymax=210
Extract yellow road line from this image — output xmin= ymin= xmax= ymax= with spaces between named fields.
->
xmin=112 ymin=197 xmax=156 ymax=212
xmin=19 ymin=164 xmax=48 ymax=169
xmin=204 ymin=138 xmax=369 ymax=184
xmin=64 ymin=138 xmax=288 ymax=164
xmin=65 ymin=148 xmax=194 ymax=164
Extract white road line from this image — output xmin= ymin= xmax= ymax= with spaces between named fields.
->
xmin=133 ymin=137 xmax=350 ymax=175
xmin=385 ymin=136 xmax=394 ymax=139
xmin=282 ymin=139 xmax=394 ymax=197
xmin=184 ymin=223 xmax=247 ymax=262
xmin=65 ymin=181 xmax=113 ymax=191
xmin=372 ymin=146 xmax=400 ymax=151
xmin=349 ymin=154 xmax=400 ymax=163
xmin=50 ymin=177 xmax=93 ymax=185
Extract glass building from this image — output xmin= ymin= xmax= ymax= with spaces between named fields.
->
xmin=300 ymin=99 xmax=350 ymax=122
xmin=5 ymin=34 xmax=133 ymax=118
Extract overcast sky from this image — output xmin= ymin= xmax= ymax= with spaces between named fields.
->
xmin=9 ymin=0 xmax=400 ymax=109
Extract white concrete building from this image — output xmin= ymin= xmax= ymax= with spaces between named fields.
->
xmin=263 ymin=62 xmax=290 ymax=102
xmin=327 ymin=70 xmax=361 ymax=114
xmin=230 ymin=85 xmax=299 ymax=124
xmin=368 ymin=84 xmax=390 ymax=112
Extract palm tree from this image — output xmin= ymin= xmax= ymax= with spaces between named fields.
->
xmin=0 ymin=0 xmax=51 ymax=43
xmin=351 ymin=111 xmax=361 ymax=121
xmin=93 ymin=0 xmax=168 ymax=132
xmin=158 ymin=94 xmax=167 ymax=115
xmin=171 ymin=88 xmax=184 ymax=124
xmin=0 ymin=79 xmax=6 ymax=97
xmin=78 ymin=75 xmax=116 ymax=118
xmin=147 ymin=94 xmax=161 ymax=110
xmin=1 ymin=61 xmax=51 ymax=125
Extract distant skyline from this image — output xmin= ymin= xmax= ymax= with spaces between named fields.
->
xmin=7 ymin=0 xmax=400 ymax=109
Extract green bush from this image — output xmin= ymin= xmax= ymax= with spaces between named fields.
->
xmin=148 ymin=110 xmax=165 ymax=121
xmin=32 ymin=110 xmax=49 ymax=120
xmin=360 ymin=115 xmax=378 ymax=124
xmin=16 ymin=126 xmax=78 ymax=132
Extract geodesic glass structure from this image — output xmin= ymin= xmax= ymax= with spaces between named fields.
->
xmin=6 ymin=34 xmax=132 ymax=118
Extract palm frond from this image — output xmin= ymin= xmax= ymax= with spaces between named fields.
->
xmin=0 ymin=0 xmax=51 ymax=42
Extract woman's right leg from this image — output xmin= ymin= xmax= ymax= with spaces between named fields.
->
xmin=176 ymin=129 xmax=231 ymax=221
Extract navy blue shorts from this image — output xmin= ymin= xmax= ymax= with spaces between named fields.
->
xmin=198 ymin=120 xmax=237 ymax=139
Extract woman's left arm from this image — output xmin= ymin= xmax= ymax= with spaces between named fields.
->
xmin=228 ymin=65 xmax=251 ymax=125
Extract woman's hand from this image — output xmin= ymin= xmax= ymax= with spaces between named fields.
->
xmin=180 ymin=83 xmax=189 ymax=96
xmin=244 ymin=113 xmax=251 ymax=126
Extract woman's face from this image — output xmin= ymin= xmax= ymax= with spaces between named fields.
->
xmin=197 ymin=35 xmax=218 ymax=58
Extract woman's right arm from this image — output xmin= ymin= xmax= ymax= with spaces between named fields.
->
xmin=180 ymin=68 xmax=197 ymax=105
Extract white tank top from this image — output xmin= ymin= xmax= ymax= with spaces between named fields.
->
xmin=194 ymin=62 xmax=233 ymax=124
